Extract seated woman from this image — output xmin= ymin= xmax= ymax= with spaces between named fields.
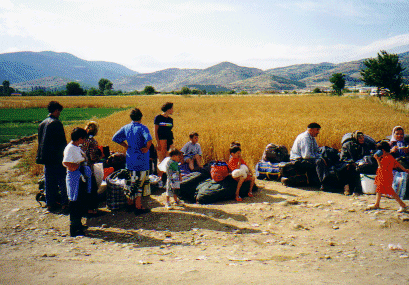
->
xmin=390 ymin=126 xmax=409 ymax=156
xmin=340 ymin=131 xmax=376 ymax=195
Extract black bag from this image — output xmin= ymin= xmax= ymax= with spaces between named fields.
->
xmin=195 ymin=176 xmax=257 ymax=204
xmin=355 ymin=155 xmax=378 ymax=174
xmin=318 ymin=146 xmax=340 ymax=167
xmin=262 ymin=143 xmax=289 ymax=163
xmin=177 ymin=172 xmax=208 ymax=202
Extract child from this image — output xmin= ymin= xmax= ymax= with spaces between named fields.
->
xmin=367 ymin=141 xmax=409 ymax=212
xmin=181 ymin=132 xmax=203 ymax=171
xmin=165 ymin=149 xmax=183 ymax=209
xmin=63 ymin=128 xmax=92 ymax=237
xmin=228 ymin=145 xmax=255 ymax=202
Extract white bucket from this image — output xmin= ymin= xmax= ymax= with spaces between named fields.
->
xmin=360 ymin=174 xmax=376 ymax=194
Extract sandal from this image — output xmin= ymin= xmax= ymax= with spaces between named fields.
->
xmin=248 ymin=192 xmax=254 ymax=197
xmin=235 ymin=196 xmax=243 ymax=202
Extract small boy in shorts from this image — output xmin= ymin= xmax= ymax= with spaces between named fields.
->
xmin=165 ymin=149 xmax=183 ymax=209
xmin=181 ymin=132 xmax=203 ymax=171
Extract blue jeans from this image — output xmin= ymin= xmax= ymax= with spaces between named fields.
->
xmin=44 ymin=164 xmax=68 ymax=206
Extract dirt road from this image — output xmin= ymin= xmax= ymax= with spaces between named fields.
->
xmin=1 ymin=143 xmax=409 ymax=284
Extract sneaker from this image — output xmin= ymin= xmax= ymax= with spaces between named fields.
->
xmin=397 ymin=206 xmax=409 ymax=213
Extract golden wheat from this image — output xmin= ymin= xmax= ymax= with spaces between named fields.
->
xmin=11 ymin=94 xmax=409 ymax=175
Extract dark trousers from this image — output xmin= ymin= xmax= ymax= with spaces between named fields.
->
xmin=44 ymin=164 xmax=68 ymax=206
xmin=69 ymin=177 xmax=87 ymax=235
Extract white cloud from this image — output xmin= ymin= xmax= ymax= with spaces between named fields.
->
xmin=0 ymin=0 xmax=14 ymax=10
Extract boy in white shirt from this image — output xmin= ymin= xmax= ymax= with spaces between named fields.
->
xmin=63 ymin=128 xmax=92 ymax=237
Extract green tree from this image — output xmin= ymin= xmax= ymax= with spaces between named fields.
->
xmin=360 ymin=50 xmax=404 ymax=99
xmin=87 ymin=87 xmax=99 ymax=96
xmin=2 ymin=80 xmax=10 ymax=96
xmin=98 ymin=78 xmax=113 ymax=93
xmin=313 ymin=87 xmax=321 ymax=93
xmin=181 ymin=86 xmax=191 ymax=95
xmin=330 ymin=73 xmax=346 ymax=95
xmin=143 ymin=86 xmax=156 ymax=95
xmin=66 ymin=82 xmax=85 ymax=95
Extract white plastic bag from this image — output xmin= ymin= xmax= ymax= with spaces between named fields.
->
xmin=158 ymin=157 xmax=170 ymax=172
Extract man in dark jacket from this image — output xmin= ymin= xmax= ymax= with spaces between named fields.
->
xmin=36 ymin=101 xmax=68 ymax=212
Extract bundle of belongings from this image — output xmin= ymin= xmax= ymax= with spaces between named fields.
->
xmin=255 ymin=143 xmax=289 ymax=181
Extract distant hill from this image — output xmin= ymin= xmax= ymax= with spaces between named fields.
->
xmin=0 ymin=51 xmax=138 ymax=90
xmin=1 ymin=49 xmax=409 ymax=93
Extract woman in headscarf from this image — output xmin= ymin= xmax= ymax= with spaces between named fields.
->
xmin=390 ymin=126 xmax=409 ymax=169
xmin=340 ymin=131 xmax=375 ymax=196
xmin=390 ymin=126 xmax=409 ymax=158
xmin=340 ymin=131 xmax=374 ymax=163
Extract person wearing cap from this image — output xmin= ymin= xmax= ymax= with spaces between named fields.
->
xmin=290 ymin=122 xmax=321 ymax=161
xmin=284 ymin=123 xmax=321 ymax=188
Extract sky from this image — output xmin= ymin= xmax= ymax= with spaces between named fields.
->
xmin=0 ymin=0 xmax=409 ymax=73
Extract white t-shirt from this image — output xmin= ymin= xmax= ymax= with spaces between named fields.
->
xmin=63 ymin=142 xmax=86 ymax=164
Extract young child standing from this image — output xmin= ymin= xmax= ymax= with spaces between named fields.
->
xmin=181 ymin=132 xmax=203 ymax=171
xmin=63 ymin=128 xmax=92 ymax=237
xmin=165 ymin=149 xmax=183 ymax=209
xmin=367 ymin=141 xmax=409 ymax=212
xmin=228 ymin=145 xmax=255 ymax=202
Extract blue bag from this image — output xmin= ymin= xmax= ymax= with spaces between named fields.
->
xmin=392 ymin=171 xmax=408 ymax=199
xmin=255 ymin=161 xmax=280 ymax=180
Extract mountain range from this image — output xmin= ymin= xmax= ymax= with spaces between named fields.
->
xmin=1 ymin=50 xmax=408 ymax=93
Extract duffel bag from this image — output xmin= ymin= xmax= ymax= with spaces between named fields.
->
xmin=177 ymin=172 xmax=208 ymax=202
xmin=255 ymin=161 xmax=280 ymax=180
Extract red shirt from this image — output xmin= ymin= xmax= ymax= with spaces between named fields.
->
xmin=228 ymin=157 xmax=247 ymax=172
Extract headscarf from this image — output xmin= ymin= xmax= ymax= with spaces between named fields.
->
xmin=391 ymin=126 xmax=404 ymax=142
xmin=352 ymin=130 xmax=364 ymax=142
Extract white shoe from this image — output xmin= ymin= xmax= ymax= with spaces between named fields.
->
xmin=397 ymin=206 xmax=409 ymax=213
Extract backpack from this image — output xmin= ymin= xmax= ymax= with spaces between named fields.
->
xmin=210 ymin=161 xmax=229 ymax=182
xmin=262 ymin=143 xmax=289 ymax=163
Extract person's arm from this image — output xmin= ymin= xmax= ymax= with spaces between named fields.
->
xmin=63 ymin=161 xmax=80 ymax=172
xmin=374 ymin=153 xmax=381 ymax=167
xmin=154 ymin=124 xmax=160 ymax=150
xmin=141 ymin=140 xmax=152 ymax=154
xmin=118 ymin=141 xmax=128 ymax=150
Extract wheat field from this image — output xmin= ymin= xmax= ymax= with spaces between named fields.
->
xmin=7 ymin=94 xmax=408 ymax=175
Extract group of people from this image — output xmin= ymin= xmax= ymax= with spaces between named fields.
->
xmin=287 ymin=122 xmax=409 ymax=213
xmin=37 ymin=101 xmax=102 ymax=236
xmin=36 ymin=101 xmax=409 ymax=237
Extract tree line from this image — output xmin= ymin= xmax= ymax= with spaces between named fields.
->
xmin=1 ymin=50 xmax=408 ymax=99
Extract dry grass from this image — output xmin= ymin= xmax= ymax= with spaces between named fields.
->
xmin=8 ymin=94 xmax=409 ymax=175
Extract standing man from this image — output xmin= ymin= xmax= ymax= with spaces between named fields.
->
xmin=36 ymin=101 xmax=68 ymax=212
xmin=112 ymin=108 xmax=152 ymax=214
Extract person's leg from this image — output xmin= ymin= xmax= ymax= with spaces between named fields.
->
xmin=194 ymin=154 xmax=203 ymax=169
xmin=44 ymin=165 xmax=58 ymax=209
xmin=248 ymin=175 xmax=255 ymax=196
xmin=186 ymin=157 xmax=194 ymax=171
xmin=56 ymin=164 xmax=68 ymax=206
xmin=391 ymin=192 xmax=407 ymax=208
xmin=235 ymin=177 xmax=245 ymax=201
xmin=368 ymin=192 xmax=382 ymax=209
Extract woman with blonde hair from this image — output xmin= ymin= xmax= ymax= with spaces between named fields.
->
xmin=81 ymin=121 xmax=102 ymax=214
